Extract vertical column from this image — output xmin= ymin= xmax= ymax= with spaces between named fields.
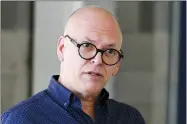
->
xmin=152 ymin=2 xmax=174 ymax=124
xmin=33 ymin=2 xmax=83 ymax=94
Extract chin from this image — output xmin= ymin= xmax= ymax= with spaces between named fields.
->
xmin=84 ymin=81 xmax=103 ymax=94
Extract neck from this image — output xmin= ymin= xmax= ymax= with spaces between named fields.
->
xmin=80 ymin=97 xmax=96 ymax=120
xmin=73 ymin=92 xmax=97 ymax=120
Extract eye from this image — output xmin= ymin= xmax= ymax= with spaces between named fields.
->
xmin=106 ymin=49 xmax=115 ymax=54
xmin=105 ymin=49 xmax=118 ymax=56
xmin=80 ymin=43 xmax=96 ymax=52
xmin=82 ymin=43 xmax=95 ymax=49
xmin=82 ymin=43 xmax=91 ymax=47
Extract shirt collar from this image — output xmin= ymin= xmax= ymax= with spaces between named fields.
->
xmin=47 ymin=75 xmax=109 ymax=108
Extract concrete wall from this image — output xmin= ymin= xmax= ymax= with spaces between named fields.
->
xmin=33 ymin=1 xmax=83 ymax=94
xmin=113 ymin=2 xmax=170 ymax=124
xmin=1 ymin=2 xmax=31 ymax=112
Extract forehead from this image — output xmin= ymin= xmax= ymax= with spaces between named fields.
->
xmin=67 ymin=16 xmax=122 ymax=49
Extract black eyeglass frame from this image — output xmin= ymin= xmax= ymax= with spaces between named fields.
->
xmin=64 ymin=35 xmax=124 ymax=66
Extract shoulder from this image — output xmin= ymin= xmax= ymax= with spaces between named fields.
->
xmin=106 ymin=99 xmax=146 ymax=124
xmin=1 ymin=89 xmax=49 ymax=124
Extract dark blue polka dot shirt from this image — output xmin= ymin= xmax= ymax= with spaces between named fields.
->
xmin=1 ymin=75 xmax=145 ymax=124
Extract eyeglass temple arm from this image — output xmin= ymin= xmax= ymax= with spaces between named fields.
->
xmin=120 ymin=49 xmax=124 ymax=58
xmin=64 ymin=35 xmax=78 ymax=46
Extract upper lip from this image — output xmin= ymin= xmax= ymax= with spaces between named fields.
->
xmin=84 ymin=71 xmax=104 ymax=77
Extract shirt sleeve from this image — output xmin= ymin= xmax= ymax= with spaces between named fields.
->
xmin=1 ymin=112 xmax=28 ymax=124
xmin=135 ymin=109 xmax=146 ymax=124
xmin=1 ymin=112 xmax=10 ymax=124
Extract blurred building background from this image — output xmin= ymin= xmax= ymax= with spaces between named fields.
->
xmin=1 ymin=1 xmax=186 ymax=124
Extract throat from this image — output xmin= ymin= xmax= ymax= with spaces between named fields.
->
xmin=81 ymin=99 xmax=96 ymax=120
xmin=82 ymin=105 xmax=95 ymax=120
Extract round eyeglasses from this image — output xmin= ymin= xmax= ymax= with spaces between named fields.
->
xmin=65 ymin=35 xmax=124 ymax=66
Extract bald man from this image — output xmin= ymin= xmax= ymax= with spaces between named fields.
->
xmin=2 ymin=6 xmax=145 ymax=124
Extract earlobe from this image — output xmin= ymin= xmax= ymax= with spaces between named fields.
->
xmin=57 ymin=36 xmax=65 ymax=62
xmin=112 ymin=65 xmax=120 ymax=76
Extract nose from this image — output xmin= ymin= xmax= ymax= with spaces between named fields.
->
xmin=91 ymin=52 xmax=103 ymax=65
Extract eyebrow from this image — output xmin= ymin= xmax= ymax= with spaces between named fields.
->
xmin=85 ymin=37 xmax=117 ymax=48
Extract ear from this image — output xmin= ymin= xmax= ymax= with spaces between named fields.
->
xmin=57 ymin=36 xmax=65 ymax=62
xmin=112 ymin=59 xmax=122 ymax=76
xmin=112 ymin=64 xmax=120 ymax=76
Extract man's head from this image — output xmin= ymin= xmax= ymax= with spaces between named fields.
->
xmin=57 ymin=6 xmax=123 ymax=98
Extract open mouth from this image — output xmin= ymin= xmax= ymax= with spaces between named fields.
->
xmin=87 ymin=71 xmax=103 ymax=77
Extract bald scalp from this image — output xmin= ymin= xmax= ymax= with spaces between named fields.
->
xmin=64 ymin=6 xmax=122 ymax=48
xmin=65 ymin=6 xmax=121 ymax=34
xmin=68 ymin=6 xmax=113 ymax=20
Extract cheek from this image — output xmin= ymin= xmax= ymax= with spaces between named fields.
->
xmin=105 ymin=66 xmax=115 ymax=77
xmin=63 ymin=49 xmax=77 ymax=74
xmin=64 ymin=48 xmax=86 ymax=74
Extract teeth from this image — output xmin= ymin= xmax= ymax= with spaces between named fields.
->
xmin=88 ymin=72 xmax=99 ymax=76
xmin=91 ymin=73 xmax=96 ymax=76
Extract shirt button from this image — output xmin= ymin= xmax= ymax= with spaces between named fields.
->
xmin=64 ymin=103 xmax=67 ymax=107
